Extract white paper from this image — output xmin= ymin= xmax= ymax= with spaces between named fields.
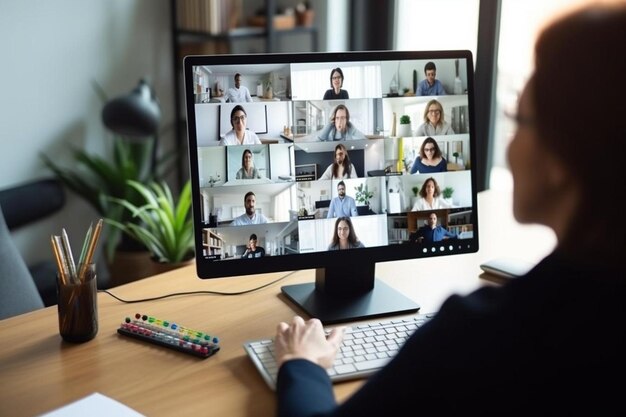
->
xmin=39 ymin=392 xmax=145 ymax=417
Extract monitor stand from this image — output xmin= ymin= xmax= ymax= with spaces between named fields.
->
xmin=281 ymin=263 xmax=420 ymax=324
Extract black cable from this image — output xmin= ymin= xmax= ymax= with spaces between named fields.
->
xmin=98 ymin=270 xmax=297 ymax=304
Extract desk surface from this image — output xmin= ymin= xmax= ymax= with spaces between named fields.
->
xmin=0 ymin=189 xmax=556 ymax=417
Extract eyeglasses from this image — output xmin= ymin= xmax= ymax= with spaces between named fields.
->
xmin=428 ymin=109 xmax=441 ymax=114
xmin=332 ymin=76 xmax=342 ymax=80
xmin=424 ymin=147 xmax=435 ymax=152
xmin=231 ymin=115 xmax=246 ymax=122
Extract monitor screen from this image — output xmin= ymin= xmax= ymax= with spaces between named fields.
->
xmin=184 ymin=50 xmax=479 ymax=324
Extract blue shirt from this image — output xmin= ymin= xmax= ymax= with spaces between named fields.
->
xmin=416 ymin=225 xmax=457 ymax=243
xmin=417 ymin=79 xmax=446 ymax=96
xmin=410 ymin=158 xmax=448 ymax=174
xmin=327 ymin=196 xmax=358 ymax=218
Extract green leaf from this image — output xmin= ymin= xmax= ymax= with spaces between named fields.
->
xmin=104 ymin=179 xmax=194 ymax=263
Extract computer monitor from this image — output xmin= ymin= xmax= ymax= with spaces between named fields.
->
xmin=184 ymin=50 xmax=478 ymax=324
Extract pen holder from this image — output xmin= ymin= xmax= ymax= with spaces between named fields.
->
xmin=56 ymin=263 xmax=98 ymax=343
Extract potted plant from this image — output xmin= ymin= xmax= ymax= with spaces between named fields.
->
xmin=42 ymin=135 xmax=155 ymax=258
xmin=104 ymin=180 xmax=194 ymax=279
xmin=411 ymin=185 xmax=420 ymax=207
xmin=355 ymin=183 xmax=374 ymax=213
xmin=41 ymin=81 xmax=175 ymax=259
xmin=398 ymin=115 xmax=412 ymax=137
xmin=442 ymin=186 xmax=454 ymax=205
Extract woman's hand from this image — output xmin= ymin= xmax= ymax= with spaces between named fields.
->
xmin=275 ymin=316 xmax=345 ymax=369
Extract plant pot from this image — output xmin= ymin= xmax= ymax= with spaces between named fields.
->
xmin=107 ymin=250 xmax=194 ymax=287
xmin=149 ymin=258 xmax=195 ymax=276
xmin=397 ymin=124 xmax=411 ymax=138
xmin=106 ymin=249 xmax=155 ymax=288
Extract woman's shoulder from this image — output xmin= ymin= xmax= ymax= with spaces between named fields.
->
xmin=246 ymin=130 xmax=261 ymax=143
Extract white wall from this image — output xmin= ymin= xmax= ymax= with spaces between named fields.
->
xmin=0 ymin=0 xmax=173 ymax=267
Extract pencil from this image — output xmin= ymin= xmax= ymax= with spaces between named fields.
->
xmin=78 ymin=222 xmax=93 ymax=267
xmin=53 ymin=235 xmax=72 ymax=285
xmin=51 ymin=235 xmax=68 ymax=285
xmin=78 ymin=218 xmax=103 ymax=282
xmin=61 ymin=228 xmax=78 ymax=284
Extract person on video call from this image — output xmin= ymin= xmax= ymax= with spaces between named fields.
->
xmin=327 ymin=216 xmax=364 ymax=250
xmin=236 ymin=148 xmax=262 ymax=179
xmin=225 ymin=73 xmax=253 ymax=103
xmin=411 ymin=177 xmax=453 ymax=211
xmin=323 ymin=67 xmax=349 ymax=100
xmin=410 ymin=137 xmax=448 ymax=174
xmin=219 ymin=105 xmax=262 ymax=146
xmin=231 ymin=191 xmax=268 ymax=226
xmin=272 ymin=4 xmax=625 ymax=416
xmin=416 ymin=61 xmax=447 ymax=96
xmin=326 ymin=181 xmax=358 ymax=219
xmin=410 ymin=212 xmax=457 ymax=244
xmin=415 ymin=99 xmax=455 ymax=136
xmin=320 ymin=143 xmax=358 ymax=180
xmin=317 ymin=104 xmax=366 ymax=141
xmin=241 ymin=233 xmax=265 ymax=259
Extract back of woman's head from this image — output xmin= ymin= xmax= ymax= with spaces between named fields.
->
xmin=533 ymin=3 xmax=626 ymax=255
xmin=534 ymin=3 xmax=626 ymax=195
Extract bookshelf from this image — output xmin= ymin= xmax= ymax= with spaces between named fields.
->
xmin=170 ymin=0 xmax=319 ymax=187
xmin=202 ymin=228 xmax=224 ymax=257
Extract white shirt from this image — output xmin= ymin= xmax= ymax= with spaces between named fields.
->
xmin=231 ymin=212 xmax=268 ymax=226
xmin=219 ymin=129 xmax=262 ymax=146
xmin=319 ymin=163 xmax=358 ymax=180
xmin=225 ymin=86 xmax=253 ymax=103
xmin=411 ymin=197 xmax=453 ymax=211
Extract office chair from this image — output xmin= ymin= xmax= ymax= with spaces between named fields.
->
xmin=0 ymin=178 xmax=66 ymax=308
xmin=0 ymin=204 xmax=45 ymax=320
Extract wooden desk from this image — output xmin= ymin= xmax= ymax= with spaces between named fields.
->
xmin=0 ymin=189 xmax=555 ymax=417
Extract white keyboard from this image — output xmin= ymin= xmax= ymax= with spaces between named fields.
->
xmin=243 ymin=313 xmax=435 ymax=390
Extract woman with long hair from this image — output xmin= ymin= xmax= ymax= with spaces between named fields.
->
xmin=319 ymin=143 xmax=358 ymax=180
xmin=327 ymin=216 xmax=364 ymax=250
xmin=235 ymin=148 xmax=261 ymax=179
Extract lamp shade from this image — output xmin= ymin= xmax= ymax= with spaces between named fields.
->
xmin=102 ymin=79 xmax=161 ymax=137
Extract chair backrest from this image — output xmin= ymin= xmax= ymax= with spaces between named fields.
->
xmin=0 ymin=204 xmax=44 ymax=320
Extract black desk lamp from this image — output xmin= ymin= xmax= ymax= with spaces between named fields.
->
xmin=101 ymin=78 xmax=161 ymax=173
